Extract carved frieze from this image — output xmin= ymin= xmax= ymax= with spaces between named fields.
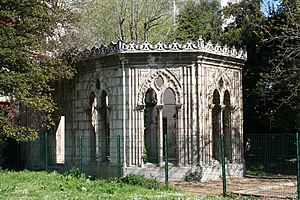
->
xmin=68 ymin=39 xmax=247 ymax=63
xmin=137 ymin=69 xmax=182 ymax=106
xmin=84 ymin=71 xmax=112 ymax=108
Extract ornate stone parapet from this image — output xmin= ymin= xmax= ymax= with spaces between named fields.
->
xmin=68 ymin=38 xmax=247 ymax=63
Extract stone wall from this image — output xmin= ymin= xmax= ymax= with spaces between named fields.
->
xmin=24 ymin=40 xmax=246 ymax=180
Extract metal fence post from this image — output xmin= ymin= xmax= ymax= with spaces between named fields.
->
xmin=220 ymin=133 xmax=227 ymax=196
xmin=296 ymin=132 xmax=300 ymax=199
xmin=45 ymin=132 xmax=48 ymax=171
xmin=165 ymin=134 xmax=169 ymax=187
xmin=80 ymin=134 xmax=83 ymax=173
xmin=117 ymin=135 xmax=121 ymax=178
xmin=17 ymin=141 xmax=20 ymax=170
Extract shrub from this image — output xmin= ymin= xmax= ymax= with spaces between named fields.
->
xmin=64 ymin=167 xmax=86 ymax=178
xmin=185 ymin=167 xmax=203 ymax=182
xmin=142 ymin=147 xmax=148 ymax=163
xmin=120 ymin=174 xmax=162 ymax=189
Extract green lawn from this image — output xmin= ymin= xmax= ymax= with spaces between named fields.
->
xmin=0 ymin=170 xmax=245 ymax=199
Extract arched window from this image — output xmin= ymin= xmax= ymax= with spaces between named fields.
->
xmin=223 ymin=90 xmax=232 ymax=161
xmin=90 ymin=92 xmax=98 ymax=160
xmin=144 ymin=89 xmax=158 ymax=163
xmin=100 ymin=90 xmax=110 ymax=162
xmin=212 ymin=90 xmax=221 ymax=161
xmin=163 ymin=88 xmax=177 ymax=163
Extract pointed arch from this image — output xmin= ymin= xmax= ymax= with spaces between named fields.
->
xmin=208 ymin=70 xmax=233 ymax=104
xmin=137 ymin=69 xmax=182 ymax=106
xmin=96 ymin=72 xmax=112 ymax=100
xmin=144 ymin=88 xmax=158 ymax=163
xmin=212 ymin=89 xmax=221 ymax=161
xmin=85 ymin=72 xmax=112 ymax=163
xmin=85 ymin=72 xmax=112 ymax=108
xmin=214 ymin=71 xmax=232 ymax=93
xmin=90 ymin=91 xmax=99 ymax=160
xmin=223 ymin=90 xmax=232 ymax=161
xmin=162 ymin=88 xmax=177 ymax=162
xmin=98 ymin=90 xmax=110 ymax=161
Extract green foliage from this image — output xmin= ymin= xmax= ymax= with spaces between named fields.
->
xmin=0 ymin=0 xmax=75 ymax=141
xmin=252 ymin=0 xmax=300 ymax=131
xmin=120 ymin=174 xmax=162 ymax=190
xmin=246 ymin=165 xmax=267 ymax=177
xmin=74 ymin=0 xmax=175 ymax=46
xmin=222 ymin=0 xmax=300 ymax=132
xmin=142 ymin=146 xmax=148 ymax=163
xmin=220 ymin=0 xmax=275 ymax=132
xmin=221 ymin=0 xmax=266 ymax=48
xmin=172 ymin=0 xmax=223 ymax=43
xmin=63 ymin=167 xmax=86 ymax=179
xmin=185 ymin=167 xmax=203 ymax=182
xmin=0 ymin=171 xmax=196 ymax=199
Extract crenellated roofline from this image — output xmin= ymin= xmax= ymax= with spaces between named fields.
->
xmin=67 ymin=38 xmax=247 ymax=63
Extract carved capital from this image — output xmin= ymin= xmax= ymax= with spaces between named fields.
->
xmin=136 ymin=104 xmax=145 ymax=111
xmin=119 ymin=57 xmax=128 ymax=65
xmin=221 ymin=105 xmax=226 ymax=110
xmin=175 ymin=104 xmax=182 ymax=110
xmin=230 ymin=105 xmax=237 ymax=112
xmin=156 ymin=104 xmax=164 ymax=110
xmin=208 ymin=103 xmax=215 ymax=109
xmin=107 ymin=105 xmax=113 ymax=111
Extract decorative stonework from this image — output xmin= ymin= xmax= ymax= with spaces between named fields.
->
xmin=96 ymin=72 xmax=112 ymax=97
xmin=84 ymin=72 xmax=112 ymax=108
xmin=85 ymin=74 xmax=97 ymax=106
xmin=167 ymin=68 xmax=181 ymax=80
xmin=137 ymin=69 xmax=182 ymax=106
xmin=139 ymin=69 xmax=152 ymax=86
xmin=205 ymin=69 xmax=233 ymax=103
xmin=68 ymin=39 xmax=247 ymax=63
xmin=26 ymin=38 xmax=245 ymax=181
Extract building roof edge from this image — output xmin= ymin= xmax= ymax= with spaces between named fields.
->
xmin=68 ymin=38 xmax=247 ymax=63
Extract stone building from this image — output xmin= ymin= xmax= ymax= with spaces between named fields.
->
xmin=25 ymin=39 xmax=246 ymax=180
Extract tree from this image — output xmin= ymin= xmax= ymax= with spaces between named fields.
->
xmin=75 ymin=0 xmax=175 ymax=47
xmin=0 ymin=0 xmax=75 ymax=142
xmin=253 ymin=0 xmax=300 ymax=131
xmin=221 ymin=0 xmax=269 ymax=132
xmin=223 ymin=0 xmax=300 ymax=132
xmin=172 ymin=0 xmax=223 ymax=43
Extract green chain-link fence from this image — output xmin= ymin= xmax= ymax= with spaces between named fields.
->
xmin=24 ymin=131 xmax=300 ymax=198
xmin=228 ymin=132 xmax=298 ymax=199
xmin=26 ymin=133 xmax=122 ymax=179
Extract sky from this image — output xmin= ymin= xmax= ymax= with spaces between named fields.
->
xmin=260 ymin=0 xmax=281 ymax=15
xmin=64 ymin=0 xmax=281 ymax=16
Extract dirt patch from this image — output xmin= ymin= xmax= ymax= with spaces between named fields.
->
xmin=170 ymin=176 xmax=297 ymax=199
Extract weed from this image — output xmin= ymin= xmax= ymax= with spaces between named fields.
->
xmin=0 ymin=170 xmax=241 ymax=199
xmin=142 ymin=147 xmax=148 ymax=163
xmin=120 ymin=174 xmax=162 ymax=189
xmin=185 ymin=166 xmax=203 ymax=182
xmin=63 ymin=167 xmax=86 ymax=178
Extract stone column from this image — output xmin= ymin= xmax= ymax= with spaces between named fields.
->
xmin=140 ymin=106 xmax=145 ymax=167
xmin=137 ymin=105 xmax=145 ymax=167
xmin=220 ymin=104 xmax=226 ymax=162
xmin=209 ymin=103 xmax=215 ymax=163
xmin=156 ymin=105 xmax=164 ymax=165
xmin=220 ymin=105 xmax=226 ymax=135
xmin=120 ymin=57 xmax=127 ymax=168
xmin=230 ymin=105 xmax=239 ymax=162
xmin=175 ymin=104 xmax=182 ymax=166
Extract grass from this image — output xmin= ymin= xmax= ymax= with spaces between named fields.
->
xmin=0 ymin=170 xmax=249 ymax=200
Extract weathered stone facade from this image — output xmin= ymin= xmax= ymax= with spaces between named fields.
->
xmin=26 ymin=39 xmax=246 ymax=180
